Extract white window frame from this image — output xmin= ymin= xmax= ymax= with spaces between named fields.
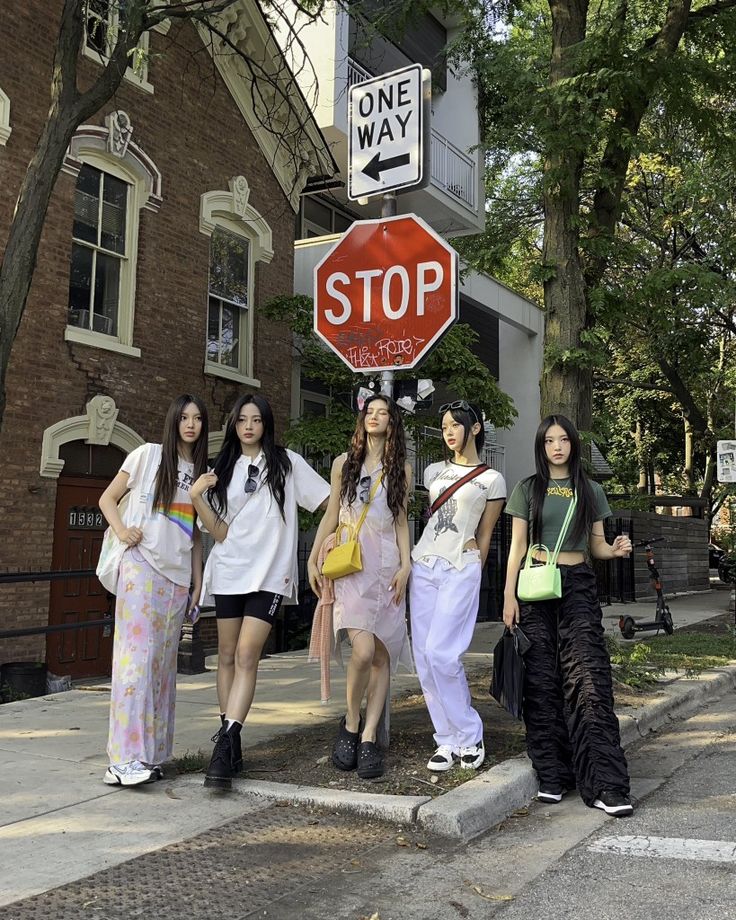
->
xmin=200 ymin=178 xmax=274 ymax=387
xmin=0 ymin=86 xmax=11 ymax=145
xmin=65 ymin=151 xmax=145 ymax=357
xmin=206 ymin=219 xmax=254 ymax=381
xmin=82 ymin=0 xmax=167 ymax=95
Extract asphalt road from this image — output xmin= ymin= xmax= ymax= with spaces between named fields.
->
xmin=5 ymin=684 xmax=736 ymax=920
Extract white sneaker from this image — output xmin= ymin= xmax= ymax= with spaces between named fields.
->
xmin=427 ymin=744 xmax=458 ymax=772
xmin=459 ymin=740 xmax=485 ymax=770
xmin=103 ymin=761 xmax=155 ymax=787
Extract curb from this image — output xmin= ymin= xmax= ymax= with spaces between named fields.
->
xmin=200 ymin=664 xmax=736 ymax=842
xmin=182 ymin=775 xmax=431 ymax=824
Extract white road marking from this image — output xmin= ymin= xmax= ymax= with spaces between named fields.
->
xmin=589 ymin=835 xmax=736 ymax=863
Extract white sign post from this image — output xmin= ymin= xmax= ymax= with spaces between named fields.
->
xmin=717 ymin=440 xmax=736 ymax=483
xmin=348 ymin=63 xmax=430 ymax=201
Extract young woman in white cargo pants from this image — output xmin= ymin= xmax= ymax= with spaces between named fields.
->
xmin=410 ymin=401 xmax=506 ymax=772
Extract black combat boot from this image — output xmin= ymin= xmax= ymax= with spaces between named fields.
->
xmin=204 ymin=723 xmax=239 ymax=790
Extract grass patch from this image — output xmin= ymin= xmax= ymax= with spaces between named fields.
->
xmin=609 ymin=619 xmax=736 ymax=688
xmin=171 ymin=749 xmax=208 ymax=774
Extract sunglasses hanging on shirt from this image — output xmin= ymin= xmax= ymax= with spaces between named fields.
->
xmin=358 ymin=474 xmax=372 ymax=504
xmin=244 ymin=464 xmax=260 ymax=494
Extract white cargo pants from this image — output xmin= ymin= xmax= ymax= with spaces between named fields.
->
xmin=409 ymin=552 xmax=484 ymax=750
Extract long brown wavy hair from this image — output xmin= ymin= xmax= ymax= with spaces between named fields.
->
xmin=340 ymin=395 xmax=407 ymax=519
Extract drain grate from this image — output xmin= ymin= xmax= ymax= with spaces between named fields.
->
xmin=5 ymin=804 xmax=396 ymax=920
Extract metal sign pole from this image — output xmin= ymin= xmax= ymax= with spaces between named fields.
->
xmin=379 ymin=192 xmax=398 ymax=399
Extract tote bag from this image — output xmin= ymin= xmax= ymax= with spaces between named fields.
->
xmin=490 ymin=626 xmax=531 ymax=720
xmin=96 ymin=446 xmax=158 ymax=594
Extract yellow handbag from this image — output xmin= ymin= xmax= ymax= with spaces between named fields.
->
xmin=321 ymin=474 xmax=382 ymax=580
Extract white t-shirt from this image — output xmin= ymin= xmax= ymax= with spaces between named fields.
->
xmin=121 ymin=443 xmax=196 ymax=587
xmin=200 ymin=448 xmax=330 ymax=602
xmin=412 ymin=461 xmax=507 ymax=570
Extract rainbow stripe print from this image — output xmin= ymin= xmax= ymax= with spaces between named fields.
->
xmin=155 ymin=502 xmax=195 ymax=538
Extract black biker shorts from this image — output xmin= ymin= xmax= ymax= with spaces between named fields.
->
xmin=214 ymin=591 xmax=283 ymax=624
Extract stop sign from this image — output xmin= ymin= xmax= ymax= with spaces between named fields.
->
xmin=313 ymin=214 xmax=457 ymax=372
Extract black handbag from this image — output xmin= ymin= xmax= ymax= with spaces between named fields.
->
xmin=489 ymin=626 xmax=531 ymax=721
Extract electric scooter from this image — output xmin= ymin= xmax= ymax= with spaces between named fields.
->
xmin=618 ymin=537 xmax=674 ymax=639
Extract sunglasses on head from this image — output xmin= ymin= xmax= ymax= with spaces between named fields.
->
xmin=439 ymin=400 xmax=480 ymax=425
xmin=244 ymin=463 xmax=260 ymax=494
xmin=358 ymin=474 xmax=372 ymax=504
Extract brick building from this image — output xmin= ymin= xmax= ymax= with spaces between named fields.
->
xmin=0 ymin=2 xmax=334 ymax=678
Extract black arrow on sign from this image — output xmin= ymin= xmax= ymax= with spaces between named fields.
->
xmin=362 ymin=151 xmax=411 ymax=182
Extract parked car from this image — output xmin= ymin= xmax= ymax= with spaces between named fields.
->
xmin=709 ymin=542 xmax=726 ymax=569
xmin=718 ymin=552 xmax=736 ymax=585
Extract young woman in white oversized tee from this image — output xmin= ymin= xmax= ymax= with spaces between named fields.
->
xmin=190 ymin=394 xmax=329 ymax=790
xmin=410 ymin=401 xmax=506 ymax=773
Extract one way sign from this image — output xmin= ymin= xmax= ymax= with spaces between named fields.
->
xmin=348 ymin=63 xmax=430 ymax=201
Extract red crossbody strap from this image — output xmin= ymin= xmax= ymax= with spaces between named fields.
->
xmin=429 ymin=464 xmax=489 ymax=516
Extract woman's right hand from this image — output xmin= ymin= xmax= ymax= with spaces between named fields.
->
xmin=191 ymin=471 xmax=217 ymax=499
xmin=307 ymin=558 xmax=322 ymax=599
xmin=502 ymin=596 xmax=520 ymax=628
xmin=116 ymin=525 xmax=143 ymax=547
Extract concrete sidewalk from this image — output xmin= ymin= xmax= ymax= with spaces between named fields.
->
xmin=0 ymin=589 xmax=731 ymax=906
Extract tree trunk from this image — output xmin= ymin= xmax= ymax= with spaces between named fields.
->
xmin=683 ymin=417 xmax=694 ymax=494
xmin=634 ymin=420 xmax=648 ymax=493
xmin=540 ymin=1 xmax=591 ymax=430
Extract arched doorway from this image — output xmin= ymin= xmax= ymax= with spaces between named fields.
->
xmin=48 ymin=442 xmax=126 ymax=679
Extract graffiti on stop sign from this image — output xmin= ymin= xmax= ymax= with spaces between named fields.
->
xmin=345 ymin=335 xmax=426 ymax=369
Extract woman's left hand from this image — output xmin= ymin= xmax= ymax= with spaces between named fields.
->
xmin=187 ymin=585 xmax=201 ymax=620
xmin=390 ymin=565 xmax=411 ymax=605
xmin=612 ymin=535 xmax=632 ymax=558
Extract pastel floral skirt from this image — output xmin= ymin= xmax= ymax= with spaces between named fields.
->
xmin=107 ymin=547 xmax=189 ymax=767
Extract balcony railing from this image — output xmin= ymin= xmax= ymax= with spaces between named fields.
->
xmin=430 ymin=129 xmax=476 ymax=211
xmin=346 ymin=58 xmax=477 ymax=212
xmin=347 ymin=57 xmax=373 ymax=91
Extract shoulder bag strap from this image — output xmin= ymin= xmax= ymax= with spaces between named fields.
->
xmin=549 ymin=494 xmax=578 ymax=565
xmin=429 ymin=464 xmax=489 ymax=516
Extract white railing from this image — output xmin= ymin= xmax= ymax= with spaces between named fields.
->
xmin=347 ymin=57 xmax=373 ymax=90
xmin=414 ymin=426 xmax=505 ymax=484
xmin=430 ymin=128 xmax=476 ymax=211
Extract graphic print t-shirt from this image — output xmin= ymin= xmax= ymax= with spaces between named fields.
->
xmin=121 ymin=442 xmax=195 ymax=586
xmin=412 ymin=461 xmax=506 ymax=570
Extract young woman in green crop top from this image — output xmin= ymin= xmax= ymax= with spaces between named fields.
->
xmin=503 ymin=415 xmax=634 ymax=817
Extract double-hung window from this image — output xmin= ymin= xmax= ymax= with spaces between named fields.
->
xmin=68 ymin=164 xmax=128 ymax=338
xmin=207 ymin=227 xmax=251 ymax=373
xmin=84 ymin=0 xmax=153 ymax=92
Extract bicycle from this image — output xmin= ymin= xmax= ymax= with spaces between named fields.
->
xmin=618 ymin=537 xmax=674 ymax=639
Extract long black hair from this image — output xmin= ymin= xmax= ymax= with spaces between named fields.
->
xmin=208 ymin=394 xmax=291 ymax=521
xmin=441 ymin=402 xmax=485 ymax=459
xmin=527 ymin=415 xmax=595 ymax=546
xmin=153 ymin=394 xmax=209 ymax=512
xmin=340 ymin=394 xmax=407 ymax=519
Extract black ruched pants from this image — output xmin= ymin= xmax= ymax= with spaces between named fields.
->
xmin=519 ymin=563 xmax=630 ymax=806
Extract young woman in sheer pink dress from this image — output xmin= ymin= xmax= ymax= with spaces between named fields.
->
xmin=308 ymin=395 xmax=412 ymax=779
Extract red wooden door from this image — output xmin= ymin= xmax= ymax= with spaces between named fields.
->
xmin=48 ymin=477 xmax=113 ymax=679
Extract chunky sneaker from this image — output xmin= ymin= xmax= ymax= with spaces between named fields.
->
xmin=204 ymin=726 xmax=238 ymax=790
xmin=427 ymin=744 xmax=459 ymax=772
xmin=593 ymin=790 xmax=634 ymax=817
xmin=537 ymin=788 xmax=564 ymax=804
xmin=103 ymin=761 xmax=155 ymax=787
xmin=459 ymin=740 xmax=485 ymax=770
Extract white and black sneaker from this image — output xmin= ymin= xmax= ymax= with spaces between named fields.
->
xmin=459 ymin=740 xmax=485 ymax=770
xmin=593 ymin=790 xmax=634 ymax=817
xmin=427 ymin=744 xmax=459 ymax=772
xmin=537 ymin=788 xmax=564 ymax=804
xmin=103 ymin=761 xmax=156 ymax=787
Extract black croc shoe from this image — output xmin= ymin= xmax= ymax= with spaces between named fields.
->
xmin=332 ymin=716 xmax=361 ymax=771
xmin=357 ymin=741 xmax=384 ymax=779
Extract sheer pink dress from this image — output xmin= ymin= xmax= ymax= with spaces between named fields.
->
xmin=332 ymin=461 xmax=413 ymax=674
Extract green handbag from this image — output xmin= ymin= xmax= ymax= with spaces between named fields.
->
xmin=517 ymin=493 xmax=578 ymax=603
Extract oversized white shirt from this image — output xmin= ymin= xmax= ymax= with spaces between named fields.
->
xmin=200 ymin=449 xmax=329 ymax=602
xmin=121 ymin=443 xmax=195 ymax=587
xmin=412 ymin=460 xmax=506 ymax=571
